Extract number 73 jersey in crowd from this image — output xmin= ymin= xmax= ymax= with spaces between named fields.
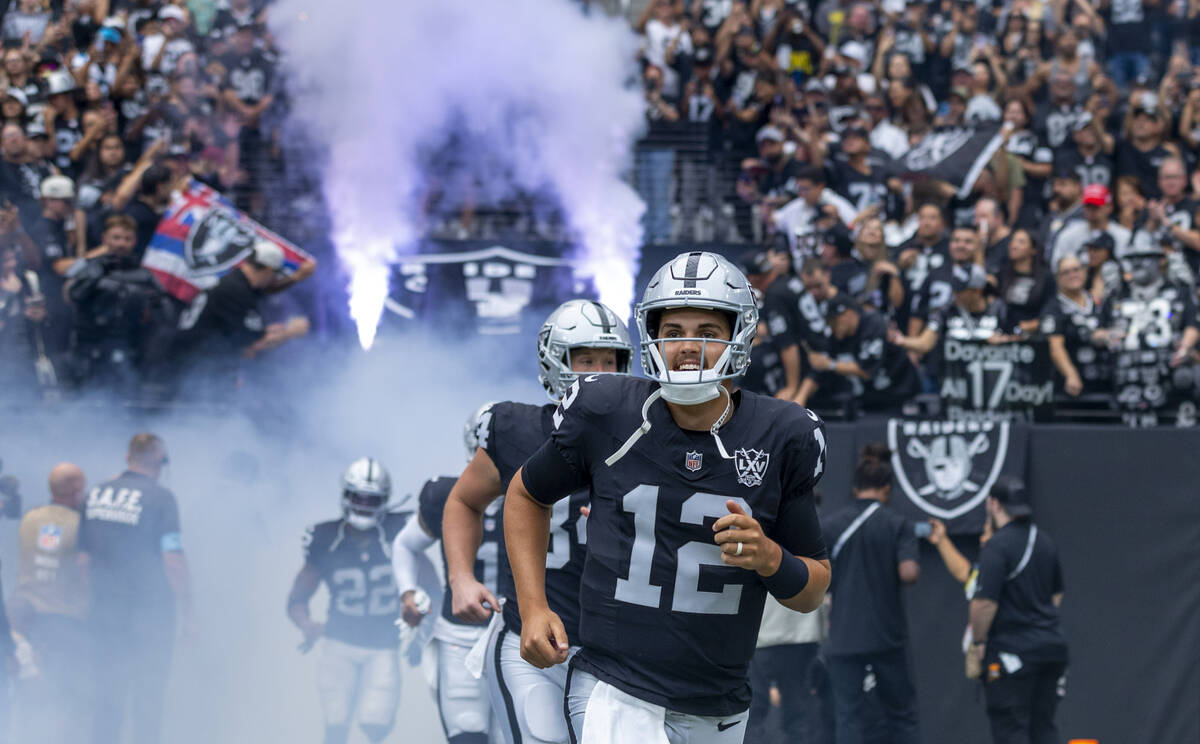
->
xmin=532 ymin=375 xmax=828 ymax=716
xmin=302 ymin=512 xmax=409 ymax=649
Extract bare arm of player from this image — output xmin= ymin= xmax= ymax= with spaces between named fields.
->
xmin=162 ymin=551 xmax=194 ymax=638
xmin=968 ymin=597 xmax=999 ymax=661
xmin=505 ymin=467 xmax=569 ymax=669
xmin=713 ymin=500 xmax=831 ymax=613
xmin=286 ymin=564 xmax=325 ymax=651
xmin=442 ymin=448 xmax=503 ymax=623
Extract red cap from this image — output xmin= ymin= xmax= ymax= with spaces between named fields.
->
xmin=1082 ymin=184 xmax=1110 ymax=206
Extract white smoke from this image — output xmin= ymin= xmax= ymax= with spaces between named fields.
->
xmin=0 ymin=335 xmax=541 ymax=742
xmin=271 ymin=0 xmax=646 ymax=348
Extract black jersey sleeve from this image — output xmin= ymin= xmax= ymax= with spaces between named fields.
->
xmin=417 ymin=477 xmax=452 ymax=539
xmin=771 ymin=408 xmax=828 ymax=560
xmin=523 ymin=376 xmax=608 ymax=505
xmin=301 ymin=522 xmax=331 ymax=568
xmin=762 ymin=284 xmax=800 ymax=350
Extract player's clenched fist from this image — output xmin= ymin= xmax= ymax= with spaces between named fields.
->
xmin=519 ymin=605 xmax=570 ymax=668
xmin=713 ymin=500 xmax=784 ymax=576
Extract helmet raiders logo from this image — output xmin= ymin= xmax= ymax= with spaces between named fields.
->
xmin=185 ymin=208 xmax=258 ymax=273
xmin=888 ymin=420 xmax=1009 ymax=519
xmin=733 ymin=448 xmax=770 ymax=487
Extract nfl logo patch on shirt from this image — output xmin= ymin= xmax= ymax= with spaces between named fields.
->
xmin=685 ymin=451 xmax=703 ymax=472
xmin=38 ymin=524 xmax=63 ymax=551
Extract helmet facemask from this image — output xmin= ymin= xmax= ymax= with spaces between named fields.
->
xmin=638 ymin=305 xmax=757 ymax=405
xmin=342 ymin=489 xmax=387 ymax=530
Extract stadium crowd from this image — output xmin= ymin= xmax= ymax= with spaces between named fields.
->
xmin=634 ymin=0 xmax=1200 ymax=422
xmin=0 ymin=0 xmax=315 ymax=404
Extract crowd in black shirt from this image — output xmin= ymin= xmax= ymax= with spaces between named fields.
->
xmin=0 ymin=0 xmax=314 ymax=405
xmin=635 ymin=0 xmax=1200 ymax=422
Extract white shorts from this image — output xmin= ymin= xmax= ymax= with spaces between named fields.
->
xmin=565 ymin=668 xmax=749 ymax=744
xmin=483 ymin=623 xmax=574 ymax=744
xmin=435 ymin=636 xmax=496 ymax=739
xmin=316 ymin=638 xmax=401 ymax=728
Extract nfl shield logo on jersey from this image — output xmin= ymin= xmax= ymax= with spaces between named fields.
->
xmin=685 ymin=451 xmax=703 ymax=472
xmin=38 ymin=523 xmax=62 ymax=551
xmin=733 ymin=448 xmax=770 ymax=487
xmin=887 ymin=419 xmax=1009 ymax=519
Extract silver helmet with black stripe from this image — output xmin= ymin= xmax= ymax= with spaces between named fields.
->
xmin=463 ymin=401 xmax=497 ymax=462
xmin=635 ymin=251 xmax=758 ymax=404
xmin=340 ymin=457 xmax=391 ymax=530
xmin=537 ymin=299 xmax=634 ymax=401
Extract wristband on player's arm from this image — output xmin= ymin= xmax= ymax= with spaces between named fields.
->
xmin=761 ymin=552 xmax=811 ymax=601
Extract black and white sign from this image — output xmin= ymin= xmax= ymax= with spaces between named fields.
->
xmin=939 ymin=338 xmax=1054 ymax=421
xmin=853 ymin=418 xmax=1030 ymax=533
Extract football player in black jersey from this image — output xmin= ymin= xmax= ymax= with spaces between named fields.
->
xmin=441 ymin=299 xmax=633 ymax=744
xmin=286 ymin=459 xmax=407 ymax=744
xmin=505 ymin=252 xmax=829 ymax=744
xmin=392 ymin=404 xmax=502 ymax=744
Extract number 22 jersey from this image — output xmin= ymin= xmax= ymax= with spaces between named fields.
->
xmin=523 ymin=375 xmax=828 ymax=716
xmin=302 ymin=511 xmax=409 ymax=649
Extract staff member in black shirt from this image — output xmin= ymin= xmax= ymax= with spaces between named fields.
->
xmin=78 ymin=433 xmax=192 ymax=744
xmin=969 ymin=476 xmax=1068 ymax=744
xmin=822 ymin=444 xmax=921 ymax=744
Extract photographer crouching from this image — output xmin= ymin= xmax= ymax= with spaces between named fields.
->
xmin=63 ymin=214 xmax=177 ymax=397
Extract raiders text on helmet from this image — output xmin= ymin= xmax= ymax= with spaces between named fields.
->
xmin=636 ymin=251 xmax=758 ymax=405
xmin=537 ymin=299 xmax=634 ymax=401
xmin=340 ymin=457 xmax=392 ymax=530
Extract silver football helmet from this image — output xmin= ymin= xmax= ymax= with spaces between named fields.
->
xmin=537 ymin=299 xmax=634 ymax=401
xmin=635 ymin=251 xmax=758 ymax=405
xmin=340 ymin=457 xmax=392 ymax=530
xmin=463 ymin=401 xmax=497 ymax=462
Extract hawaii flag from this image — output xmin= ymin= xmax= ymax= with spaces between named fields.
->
xmin=141 ymin=179 xmax=311 ymax=303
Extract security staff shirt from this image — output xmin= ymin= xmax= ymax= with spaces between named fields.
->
xmin=78 ymin=471 xmax=182 ymax=623
xmin=974 ymin=520 xmax=1068 ymax=663
xmin=822 ymin=499 xmax=918 ymax=656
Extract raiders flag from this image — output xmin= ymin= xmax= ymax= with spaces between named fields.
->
xmin=899 ymin=123 xmax=1005 ymax=199
xmin=854 ymin=418 xmax=1029 ymax=534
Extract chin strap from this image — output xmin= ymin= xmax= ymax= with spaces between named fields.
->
xmin=604 ymin=386 xmax=737 ymax=467
xmin=605 ymin=388 xmax=663 ymax=466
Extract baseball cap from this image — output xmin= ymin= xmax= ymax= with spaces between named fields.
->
xmin=1082 ymin=184 xmax=1110 ymax=206
xmin=1082 ymin=231 xmax=1115 ymax=254
xmin=694 ymin=46 xmax=714 ymax=65
xmin=159 ymin=5 xmax=188 ymax=23
xmin=739 ymin=250 xmax=773 ymax=277
xmin=825 ymin=292 xmax=861 ymax=320
xmin=804 ymin=78 xmax=827 ymax=94
xmin=950 ymin=263 xmax=988 ymax=292
xmin=4 ymin=88 xmax=26 ymax=107
xmin=988 ymin=476 xmax=1032 ymax=518
xmin=165 ymin=142 xmax=190 ymax=159
xmin=40 ymin=174 xmax=75 ymax=200
xmin=250 ymin=240 xmax=285 ymax=270
xmin=756 ymin=125 xmax=785 ymax=144
xmin=1052 ymin=161 xmax=1081 ymax=181
xmin=948 ymin=86 xmax=970 ymax=101
xmin=98 ymin=26 xmax=122 ymax=44
xmin=25 ymin=120 xmax=46 ymax=139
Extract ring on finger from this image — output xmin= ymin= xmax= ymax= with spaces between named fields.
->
xmin=735 ymin=541 xmax=744 ymax=556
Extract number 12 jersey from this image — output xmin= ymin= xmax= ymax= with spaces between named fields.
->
xmin=523 ymin=375 xmax=828 ymax=716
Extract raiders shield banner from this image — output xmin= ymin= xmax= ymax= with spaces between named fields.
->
xmin=386 ymin=241 xmax=585 ymax=336
xmin=940 ymin=338 xmax=1053 ymax=422
xmin=854 ymin=418 xmax=1029 ymax=534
